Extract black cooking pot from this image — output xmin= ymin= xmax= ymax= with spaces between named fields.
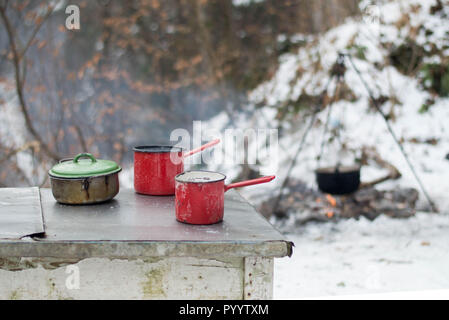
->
xmin=315 ymin=165 xmax=361 ymax=195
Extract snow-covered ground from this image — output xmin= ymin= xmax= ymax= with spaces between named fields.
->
xmin=274 ymin=212 xmax=449 ymax=299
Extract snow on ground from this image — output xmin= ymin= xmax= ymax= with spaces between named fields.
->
xmin=274 ymin=212 xmax=449 ymax=299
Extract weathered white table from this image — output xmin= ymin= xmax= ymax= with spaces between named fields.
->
xmin=0 ymin=188 xmax=292 ymax=300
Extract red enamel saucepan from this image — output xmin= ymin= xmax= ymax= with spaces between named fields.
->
xmin=134 ymin=139 xmax=220 ymax=195
xmin=175 ymin=170 xmax=275 ymax=225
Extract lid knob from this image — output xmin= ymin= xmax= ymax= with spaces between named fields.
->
xmin=73 ymin=153 xmax=97 ymax=163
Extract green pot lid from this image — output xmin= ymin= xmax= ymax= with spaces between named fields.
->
xmin=49 ymin=153 xmax=121 ymax=178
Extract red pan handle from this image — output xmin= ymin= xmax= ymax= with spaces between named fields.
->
xmin=224 ymin=175 xmax=275 ymax=192
xmin=183 ymin=138 xmax=221 ymax=158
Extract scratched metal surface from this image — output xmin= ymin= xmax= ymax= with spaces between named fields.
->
xmin=38 ymin=188 xmax=285 ymax=243
xmin=0 ymin=187 xmax=44 ymax=239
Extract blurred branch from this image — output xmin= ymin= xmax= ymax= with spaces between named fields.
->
xmin=0 ymin=145 xmax=35 ymax=186
xmin=74 ymin=123 xmax=88 ymax=152
xmin=0 ymin=4 xmax=60 ymax=161
xmin=0 ymin=141 xmax=40 ymax=165
xmin=359 ymin=146 xmax=401 ymax=189
xmin=12 ymin=163 xmax=33 ymax=185
xmin=19 ymin=7 xmax=54 ymax=61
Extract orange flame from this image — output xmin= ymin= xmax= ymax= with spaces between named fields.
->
xmin=325 ymin=194 xmax=337 ymax=207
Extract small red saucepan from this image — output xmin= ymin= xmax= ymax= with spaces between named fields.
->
xmin=175 ymin=170 xmax=275 ymax=225
xmin=134 ymin=139 xmax=220 ymax=195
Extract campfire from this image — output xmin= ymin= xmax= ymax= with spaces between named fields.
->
xmin=324 ymin=194 xmax=337 ymax=218
xmin=258 ymin=178 xmax=419 ymax=225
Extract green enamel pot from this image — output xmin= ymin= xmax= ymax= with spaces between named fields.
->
xmin=48 ymin=153 xmax=122 ymax=205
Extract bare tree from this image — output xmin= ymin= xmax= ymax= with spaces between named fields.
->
xmin=0 ymin=1 xmax=59 ymax=160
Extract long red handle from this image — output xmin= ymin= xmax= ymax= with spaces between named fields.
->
xmin=183 ymin=139 xmax=221 ymax=158
xmin=224 ymin=175 xmax=275 ymax=192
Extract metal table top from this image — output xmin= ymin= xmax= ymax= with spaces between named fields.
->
xmin=0 ymin=187 xmax=44 ymax=239
xmin=0 ymin=188 xmax=292 ymax=259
